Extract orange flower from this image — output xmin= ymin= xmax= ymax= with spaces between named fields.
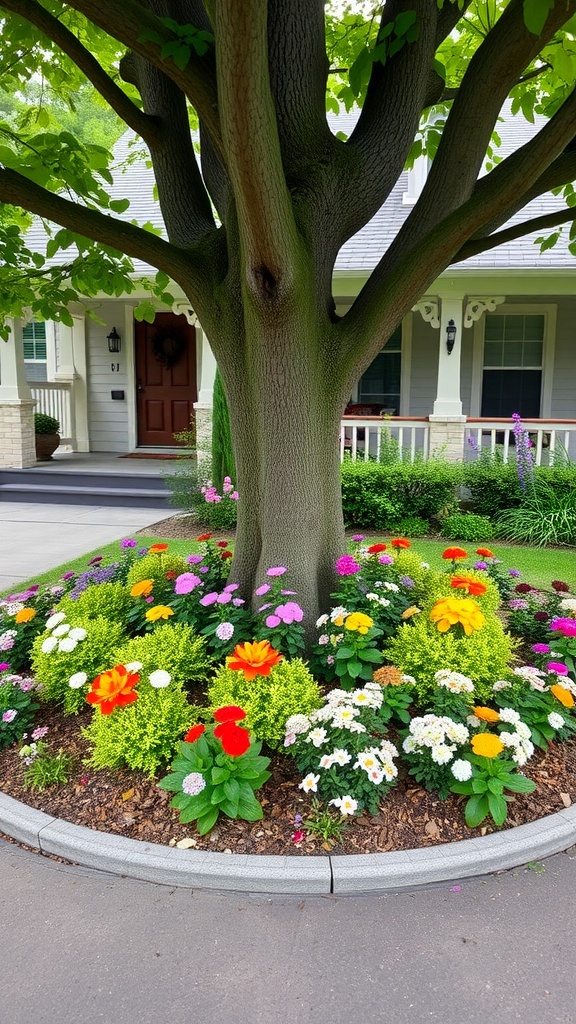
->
xmin=471 ymin=733 xmax=504 ymax=758
xmin=391 ymin=538 xmax=410 ymax=548
xmin=551 ymin=683 xmax=575 ymax=708
xmin=401 ymin=605 xmax=421 ymax=620
xmin=196 ymin=533 xmax=211 ymax=542
xmin=227 ymin=640 xmax=283 ymax=680
xmin=145 ymin=605 xmax=174 ymax=622
xmin=15 ymin=608 xmax=36 ymax=623
xmin=472 ymin=706 xmax=500 ymax=723
xmin=130 ymin=579 xmax=154 ymax=597
xmin=86 ymin=664 xmax=139 ymax=715
xmin=451 ymin=574 xmax=487 ymax=597
xmin=149 ymin=543 xmax=168 ymax=554
xmin=442 ymin=547 xmax=468 ymax=561
xmin=476 ymin=548 xmax=495 ymax=558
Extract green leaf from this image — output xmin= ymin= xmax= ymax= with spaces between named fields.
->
xmin=347 ymin=660 xmax=363 ymax=678
xmin=109 ymin=198 xmax=130 ymax=213
xmin=499 ymin=773 xmax=536 ymax=794
xmin=487 ymin=792 xmax=508 ymax=827
xmin=464 ymin=793 xmax=490 ymax=828
xmin=197 ymin=806 xmax=220 ymax=834
xmin=471 ymin=776 xmax=488 ymax=794
xmin=357 ymin=647 xmax=384 ymax=663
xmin=238 ymin=797 xmax=264 ymax=822
xmin=523 ymin=0 xmax=554 ymax=36
xmin=487 ymin=778 xmax=504 ymax=796
xmin=211 ymin=765 xmax=230 ymax=785
xmin=335 ymin=646 xmax=354 ymax=659
xmin=224 ymin=778 xmax=240 ymax=802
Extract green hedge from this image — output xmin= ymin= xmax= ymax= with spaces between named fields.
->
xmin=462 ymin=462 xmax=576 ymax=520
xmin=341 ymin=459 xmax=460 ymax=529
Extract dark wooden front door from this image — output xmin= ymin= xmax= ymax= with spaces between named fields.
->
xmin=135 ymin=313 xmax=197 ymax=447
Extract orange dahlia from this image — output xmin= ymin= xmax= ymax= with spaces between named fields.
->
xmin=551 ymin=684 xmax=575 ymax=708
xmin=451 ymin=574 xmax=487 ymax=597
xmin=15 ymin=608 xmax=36 ymax=623
xmin=86 ymin=664 xmax=139 ymax=715
xmin=130 ymin=579 xmax=154 ymax=597
xmin=391 ymin=538 xmax=410 ymax=549
xmin=149 ymin=543 xmax=168 ymax=554
xmin=476 ymin=548 xmax=495 ymax=558
xmin=442 ymin=547 xmax=468 ymax=561
xmin=227 ymin=640 xmax=283 ymax=680
xmin=429 ymin=596 xmax=486 ymax=636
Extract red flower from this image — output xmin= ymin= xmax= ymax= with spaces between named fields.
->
xmin=149 ymin=543 xmax=168 ymax=554
xmin=367 ymin=543 xmax=387 ymax=554
xmin=515 ymin=583 xmax=532 ymax=594
xmin=476 ymin=548 xmax=495 ymax=558
xmin=165 ymin=571 xmax=177 ymax=579
xmin=391 ymin=538 xmax=410 ymax=549
xmin=442 ymin=547 xmax=468 ymax=561
xmin=214 ymin=720 xmax=251 ymax=756
xmin=184 ymin=723 xmax=206 ymax=743
xmin=213 ymin=705 xmax=247 ymax=723
xmin=534 ymin=612 xmax=549 ymax=622
xmin=216 ymin=541 xmax=228 ymax=548
xmin=221 ymin=550 xmax=233 ymax=559
xmin=552 ymin=580 xmax=570 ymax=593
xmin=451 ymin=574 xmax=487 ymax=597
xmin=196 ymin=533 xmax=212 ymax=542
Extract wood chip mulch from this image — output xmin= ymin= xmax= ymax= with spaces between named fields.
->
xmin=1 ymin=702 xmax=575 ymax=857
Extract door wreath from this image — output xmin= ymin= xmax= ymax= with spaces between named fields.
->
xmin=150 ymin=326 xmax=186 ymax=370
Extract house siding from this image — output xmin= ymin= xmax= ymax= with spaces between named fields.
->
xmin=86 ymin=302 xmax=130 ymax=453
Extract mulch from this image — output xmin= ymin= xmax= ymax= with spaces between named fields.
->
xmin=1 ymin=702 xmax=575 ymax=857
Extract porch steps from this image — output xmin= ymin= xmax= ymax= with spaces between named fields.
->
xmin=0 ymin=468 xmax=172 ymax=509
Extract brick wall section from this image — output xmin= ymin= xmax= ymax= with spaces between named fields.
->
xmin=428 ymin=416 xmax=466 ymax=461
xmin=0 ymin=400 xmax=37 ymax=467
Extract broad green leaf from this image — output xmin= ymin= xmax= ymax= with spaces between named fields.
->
xmin=487 ymin=792 xmax=508 ymax=827
xmin=197 ymin=806 xmax=220 ymax=834
xmin=523 ymin=0 xmax=554 ymax=36
xmin=464 ymin=793 xmax=489 ymax=828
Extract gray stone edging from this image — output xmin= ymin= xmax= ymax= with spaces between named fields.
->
xmin=2 ymin=790 xmax=576 ymax=894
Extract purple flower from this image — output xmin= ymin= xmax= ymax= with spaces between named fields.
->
xmin=121 ymin=538 xmax=137 ymax=549
xmin=266 ymin=566 xmax=287 ymax=577
xmin=508 ymin=569 xmax=521 ymax=578
xmin=547 ymin=661 xmax=569 ymax=675
xmin=137 ymin=547 xmax=149 ymax=557
xmin=335 ymin=555 xmax=361 ymax=576
xmin=216 ymin=592 xmax=232 ymax=604
xmin=532 ymin=643 xmax=551 ymax=654
xmin=0 ymin=638 xmax=15 ymax=651
xmin=508 ymin=599 xmax=529 ymax=611
xmin=186 ymin=554 xmax=204 ymax=565
xmin=174 ymin=573 xmax=202 ymax=595
xmin=281 ymin=590 xmax=297 ymax=596
xmin=265 ymin=614 xmax=282 ymax=628
xmin=549 ymin=618 xmax=576 ymax=637
xmin=145 ymin=596 xmax=154 ymax=604
xmin=258 ymin=603 xmax=272 ymax=612
xmin=400 ymin=575 xmax=415 ymax=589
xmin=379 ymin=554 xmax=394 ymax=565
xmin=232 ymin=598 xmax=245 ymax=607
xmin=215 ymin=622 xmax=235 ymax=641
xmin=255 ymin=584 xmax=271 ymax=597
xmin=0 ymin=662 xmax=10 ymax=672
xmin=199 ymin=566 xmax=209 ymax=574
xmin=223 ymin=583 xmax=239 ymax=593
xmin=61 ymin=572 xmax=75 ymax=581
xmin=474 ymin=561 xmax=488 ymax=571
xmin=2 ymin=710 xmax=17 ymax=723
xmin=352 ymin=535 xmax=365 ymax=542
xmin=199 ymin=592 xmax=219 ymax=607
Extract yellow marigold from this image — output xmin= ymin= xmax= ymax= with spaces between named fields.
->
xmin=145 ymin=605 xmax=174 ymax=622
xmin=131 ymin=579 xmax=154 ymax=597
xmin=429 ymin=596 xmax=486 ymax=636
xmin=15 ymin=608 xmax=36 ymax=623
xmin=345 ymin=611 xmax=373 ymax=635
xmin=551 ymin=683 xmax=575 ymax=708
xmin=472 ymin=706 xmax=500 ymax=723
xmin=471 ymin=733 xmax=504 ymax=758
xmin=401 ymin=605 xmax=421 ymax=620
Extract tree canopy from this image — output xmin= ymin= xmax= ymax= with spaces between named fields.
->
xmin=2 ymin=1 xmax=576 ymax=622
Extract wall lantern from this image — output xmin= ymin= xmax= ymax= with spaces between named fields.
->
xmin=106 ymin=326 xmax=121 ymax=353
xmin=445 ymin=319 xmax=457 ymax=355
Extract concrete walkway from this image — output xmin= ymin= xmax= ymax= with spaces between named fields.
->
xmin=0 ymin=501 xmax=169 ymax=591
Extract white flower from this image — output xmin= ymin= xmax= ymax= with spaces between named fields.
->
xmin=559 ymin=598 xmax=576 ymax=613
xmin=367 ymin=767 xmax=384 ymax=785
xmin=383 ymin=581 xmax=399 ymax=592
xmin=285 ymin=714 xmax=310 ymax=735
xmin=182 ymin=772 xmax=206 ymax=796
xmin=421 ymin=562 xmax=430 ymax=569
xmin=315 ymin=614 xmax=329 ymax=628
xmin=431 ymin=743 xmax=454 ymax=765
xmin=5 ymin=602 xmax=24 ymax=616
xmin=451 ymin=759 xmax=473 ymax=782
xmin=331 ymin=706 xmax=359 ymax=729
xmin=284 ymin=733 xmax=296 ymax=747
xmin=41 ymin=636 xmax=58 ymax=654
xmin=434 ymin=670 xmax=474 ymax=694
xmin=326 ymin=688 xmax=350 ymax=705
xmin=467 ymin=714 xmax=481 ymax=728
xmin=125 ymin=661 xmax=143 ymax=672
xmin=330 ymin=606 xmax=347 ymax=622
xmin=331 ymin=748 xmax=352 ymax=766
xmin=68 ymin=627 xmax=88 ymax=641
xmin=498 ymin=707 xmax=521 ymax=725
xmin=401 ymin=674 xmax=416 ymax=685
xmin=299 ymin=773 xmax=320 ymax=793
xmin=68 ymin=671 xmax=88 ymax=689
xmin=149 ymin=669 xmax=171 ymax=689
xmin=329 ymin=795 xmax=358 ymax=815
xmin=319 ymin=754 xmax=335 ymax=769
xmin=492 ymin=679 xmax=512 ymax=691
xmin=347 ymin=720 xmax=367 ymax=734
xmin=355 ymin=750 xmax=380 ymax=771
xmin=548 ymin=712 xmax=565 ymax=730
xmin=58 ymin=637 xmax=77 ymax=653
xmin=379 ymin=739 xmax=399 ymax=760
xmin=46 ymin=612 xmax=66 ymax=630
xmin=306 ymin=727 xmax=328 ymax=748
xmin=352 ymin=687 xmax=382 ymax=709
xmin=317 ymin=634 xmax=329 ymax=646
xmin=52 ymin=623 xmax=70 ymax=637
xmin=402 ymin=735 xmax=418 ymax=753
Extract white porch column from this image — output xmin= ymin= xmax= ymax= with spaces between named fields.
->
xmin=58 ymin=314 xmax=90 ymax=452
xmin=427 ymin=296 xmax=466 ymax=460
xmin=193 ymin=327 xmax=217 ymax=468
xmin=0 ymin=319 xmax=36 ymax=467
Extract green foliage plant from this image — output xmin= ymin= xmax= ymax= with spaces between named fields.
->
xmin=424 ymin=570 xmax=502 ymax=616
xmin=0 ymin=673 xmax=40 ymax=750
xmin=32 ymin=614 xmax=127 ymax=714
xmin=211 ymin=368 xmax=236 ymax=491
xmin=450 ymin=752 xmax=535 ymax=828
xmin=58 ymin=582 xmax=131 ymax=624
xmin=126 ymin=551 xmax=188 ymax=594
xmin=304 ymin=800 xmax=348 ymax=846
xmin=22 ymin=742 xmax=74 ymax=792
xmin=207 ymin=658 xmax=322 ymax=750
xmin=34 ymin=412 xmax=60 ymax=434
xmin=341 ymin=458 xmax=460 ymax=529
xmin=496 ymin=485 xmax=576 ymax=547
xmin=113 ymin=623 xmax=211 ymax=691
xmin=440 ymin=512 xmax=494 ymax=542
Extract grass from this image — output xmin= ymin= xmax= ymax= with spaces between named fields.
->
xmin=2 ymin=529 xmax=575 ymax=598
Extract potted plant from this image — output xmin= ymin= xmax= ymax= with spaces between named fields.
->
xmin=34 ymin=412 xmax=60 ymax=461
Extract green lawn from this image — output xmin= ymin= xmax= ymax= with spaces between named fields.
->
xmin=2 ymin=530 xmax=575 ymax=597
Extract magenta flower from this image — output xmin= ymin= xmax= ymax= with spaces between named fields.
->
xmin=61 ymin=571 xmax=75 ymax=581
xmin=231 ymin=491 xmax=239 ymax=500
xmin=199 ymin=592 xmax=219 ymax=607
xmin=88 ymin=555 xmax=103 ymax=565
xmin=547 ymin=661 xmax=569 ymax=675
xmin=508 ymin=569 xmax=521 ymax=578
xmin=0 ymin=662 xmax=10 ymax=672
xmin=186 ymin=554 xmax=204 ymax=565
xmin=266 ymin=566 xmax=287 ymax=577
xmin=121 ymin=538 xmax=137 ymax=549
xmin=223 ymin=583 xmax=239 ymax=593
xmin=532 ymin=643 xmax=551 ymax=654
xmin=549 ymin=618 xmax=576 ymax=637
xmin=281 ymin=589 xmax=297 ymax=596
xmin=216 ymin=592 xmax=232 ymax=604
xmin=275 ymin=601 xmax=304 ymax=624
xmin=258 ymin=603 xmax=272 ymax=612
xmin=255 ymin=584 xmax=271 ymax=597
xmin=265 ymin=614 xmax=282 ymax=628
xmin=352 ymin=534 xmax=365 ymax=542
xmin=474 ymin=561 xmax=487 ymax=571
xmin=335 ymin=555 xmax=361 ymax=576
xmin=174 ymin=573 xmax=202 ymax=595
xmin=2 ymin=710 xmax=17 ymax=723
xmin=378 ymin=554 xmax=394 ymax=565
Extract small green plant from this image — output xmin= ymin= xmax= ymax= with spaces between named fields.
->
xmin=391 ymin=515 xmax=429 ymax=537
xmin=496 ymin=485 xmax=576 ymax=546
xmin=440 ymin=512 xmax=494 ymax=542
xmin=22 ymin=744 xmax=74 ymax=792
xmin=450 ymin=751 xmax=535 ymax=828
xmin=34 ymin=412 xmax=60 ymax=434
xmin=114 ymin=622 xmax=211 ymax=690
xmin=304 ymin=800 xmax=348 ymax=845
xmin=126 ymin=551 xmax=188 ymax=593
xmin=0 ymin=674 xmax=40 ymax=749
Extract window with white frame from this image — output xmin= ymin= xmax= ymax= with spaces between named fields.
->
xmin=22 ymin=321 xmax=48 ymax=382
xmin=481 ymin=314 xmax=544 ymax=418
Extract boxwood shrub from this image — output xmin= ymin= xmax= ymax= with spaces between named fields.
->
xmin=341 ymin=458 xmax=460 ymax=529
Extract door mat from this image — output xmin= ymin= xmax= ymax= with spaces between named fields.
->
xmin=120 ymin=453 xmax=181 ymax=460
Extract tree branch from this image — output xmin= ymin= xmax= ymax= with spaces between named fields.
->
xmin=213 ymin=0 xmax=300 ymax=301
xmin=62 ymin=0 xmax=223 ymax=157
xmin=454 ymin=206 xmax=576 ymax=262
xmin=0 ymin=0 xmax=160 ymax=143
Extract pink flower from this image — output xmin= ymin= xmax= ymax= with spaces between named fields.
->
xmin=275 ymin=601 xmax=304 ymax=624
xmin=532 ymin=644 xmax=551 ymax=654
xmin=255 ymin=584 xmax=271 ymax=597
xmin=550 ymin=618 xmax=576 ymax=637
xmin=174 ymin=573 xmax=202 ymax=595
xmin=547 ymin=661 xmax=569 ymax=675
xmin=232 ymin=598 xmax=245 ymax=607
xmin=266 ymin=614 xmax=282 ymax=628
xmin=216 ymin=592 xmax=232 ymax=604
xmin=0 ymin=663 xmax=10 ymax=672
xmin=186 ymin=554 xmax=204 ymax=565
xmin=352 ymin=534 xmax=365 ymax=542
xmin=266 ymin=566 xmax=287 ymax=577
xmin=379 ymin=554 xmax=394 ymax=565
xmin=335 ymin=555 xmax=361 ymax=576
xmin=231 ymin=491 xmax=239 ymax=500
xmin=292 ymin=830 xmax=305 ymax=844
xmin=199 ymin=592 xmax=219 ymax=607
xmin=223 ymin=583 xmax=239 ymax=593
xmin=2 ymin=710 xmax=17 ymax=723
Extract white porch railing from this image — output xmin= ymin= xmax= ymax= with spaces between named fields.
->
xmin=465 ymin=418 xmax=576 ymax=467
xmin=340 ymin=416 xmax=430 ymax=463
xmin=31 ymin=382 xmax=76 ymax=445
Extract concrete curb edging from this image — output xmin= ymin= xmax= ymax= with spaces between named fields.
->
xmin=2 ymin=790 xmax=576 ymax=894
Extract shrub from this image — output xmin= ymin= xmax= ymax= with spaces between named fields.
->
xmin=207 ymin=658 xmax=323 ymax=749
xmin=390 ymin=550 xmax=437 ymax=606
xmin=392 ymin=515 xmax=429 ymax=537
xmin=32 ymin=615 xmax=127 ymax=714
xmin=83 ymin=683 xmax=200 ymax=777
xmin=383 ymin=616 xmax=518 ymax=704
xmin=341 ymin=458 xmax=460 ymax=528
xmin=58 ymin=582 xmax=131 ymax=624
xmin=126 ymin=551 xmax=187 ymax=593
xmin=34 ymin=412 xmax=60 ymax=434
xmin=440 ymin=512 xmax=494 ymax=542
xmin=113 ymin=623 xmax=211 ymax=689
xmin=462 ymin=460 xmax=576 ymax=520
xmin=422 ymin=571 xmax=502 ymax=616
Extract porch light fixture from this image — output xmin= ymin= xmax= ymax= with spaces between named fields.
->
xmin=106 ymin=326 xmax=121 ymax=353
xmin=446 ymin=319 xmax=457 ymax=354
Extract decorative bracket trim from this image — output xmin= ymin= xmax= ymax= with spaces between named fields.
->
xmin=411 ymin=296 xmax=440 ymax=329
xmin=172 ymin=301 xmax=199 ymax=327
xmin=464 ymin=296 xmax=505 ymax=328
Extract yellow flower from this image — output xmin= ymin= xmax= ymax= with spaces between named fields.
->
xmin=345 ymin=611 xmax=373 ymax=635
xmin=551 ymin=683 xmax=575 ymax=708
xmin=15 ymin=608 xmax=36 ymax=623
xmin=472 ymin=706 xmax=500 ymax=723
xmin=332 ymin=615 xmax=345 ymax=627
xmin=401 ymin=605 xmax=421 ymax=620
xmin=471 ymin=733 xmax=504 ymax=758
xmin=131 ymin=579 xmax=154 ymax=597
xmin=145 ymin=605 xmax=174 ymax=622
xmin=429 ymin=597 xmax=486 ymax=636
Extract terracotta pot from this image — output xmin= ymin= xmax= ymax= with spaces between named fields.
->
xmin=35 ymin=433 xmax=60 ymax=461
